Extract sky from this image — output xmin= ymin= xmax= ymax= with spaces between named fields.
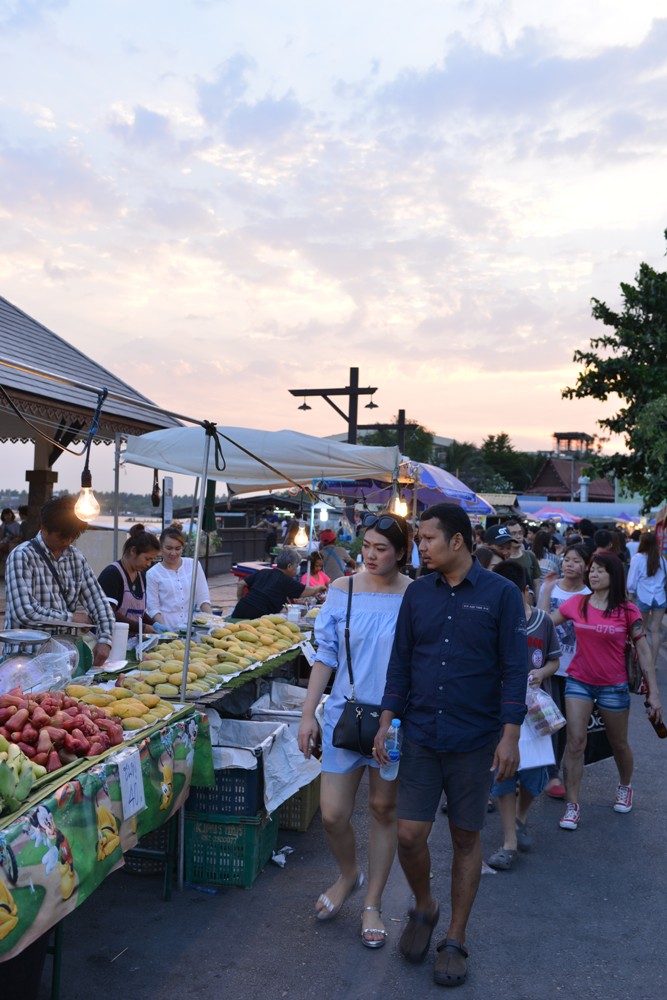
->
xmin=2 ymin=0 xmax=667 ymax=494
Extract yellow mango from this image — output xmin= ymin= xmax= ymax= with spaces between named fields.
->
xmin=138 ymin=693 xmax=161 ymax=708
xmin=155 ymin=683 xmax=180 ymax=697
xmin=121 ymin=717 xmax=146 ymax=731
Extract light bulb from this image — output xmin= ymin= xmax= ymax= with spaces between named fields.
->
xmin=75 ymin=486 xmax=100 ymax=521
xmin=294 ymin=521 xmax=308 ymax=547
xmin=318 ymin=508 xmax=329 ymax=523
xmin=390 ymin=497 xmax=408 ymax=517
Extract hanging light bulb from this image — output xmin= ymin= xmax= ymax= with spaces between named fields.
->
xmin=294 ymin=520 xmax=308 ymax=547
xmin=298 ymin=397 xmax=312 ymax=411
xmin=314 ymin=501 xmax=329 ymax=523
xmin=365 ymin=393 xmax=379 ymax=409
xmin=74 ymin=466 xmax=100 ymax=521
xmin=390 ymin=496 xmax=408 ymax=517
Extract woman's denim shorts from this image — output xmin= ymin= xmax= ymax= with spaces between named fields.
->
xmin=635 ymin=596 xmax=667 ymax=612
xmin=565 ymin=677 xmax=630 ymax=712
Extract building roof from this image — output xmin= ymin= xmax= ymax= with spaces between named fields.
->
xmin=523 ymin=458 xmax=615 ymax=502
xmin=0 ymin=294 xmax=180 ymax=444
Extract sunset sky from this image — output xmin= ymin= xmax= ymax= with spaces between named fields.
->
xmin=1 ymin=0 xmax=666 ymax=494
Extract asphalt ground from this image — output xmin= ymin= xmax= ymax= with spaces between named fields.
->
xmin=35 ymin=682 xmax=666 ymax=1000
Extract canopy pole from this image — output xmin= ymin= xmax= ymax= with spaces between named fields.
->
xmin=177 ymin=428 xmax=212 ymax=891
xmin=113 ymin=433 xmax=122 ymax=561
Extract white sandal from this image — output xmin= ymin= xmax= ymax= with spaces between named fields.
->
xmin=361 ymin=905 xmax=387 ymax=949
xmin=316 ymin=872 xmax=364 ymax=921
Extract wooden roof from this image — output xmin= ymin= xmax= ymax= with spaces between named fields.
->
xmin=0 ymin=295 xmax=179 ymax=444
xmin=523 ymin=458 xmax=615 ymax=502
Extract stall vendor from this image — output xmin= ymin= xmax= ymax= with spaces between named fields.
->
xmin=318 ymin=528 xmax=356 ymax=581
xmin=98 ymin=525 xmax=162 ymax=634
xmin=146 ymin=527 xmax=212 ymax=629
xmin=3 ymin=496 xmax=115 ymax=667
xmin=231 ymin=547 xmax=326 ymax=619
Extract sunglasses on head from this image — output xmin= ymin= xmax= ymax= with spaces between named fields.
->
xmin=362 ymin=513 xmax=400 ymax=531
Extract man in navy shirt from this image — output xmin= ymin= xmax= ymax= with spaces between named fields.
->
xmin=374 ymin=504 xmax=528 ymax=987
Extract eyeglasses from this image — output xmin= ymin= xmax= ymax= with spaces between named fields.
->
xmin=363 ymin=513 xmax=400 ymax=531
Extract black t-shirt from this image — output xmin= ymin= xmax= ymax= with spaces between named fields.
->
xmin=98 ymin=562 xmax=145 ymax=608
xmin=231 ymin=568 xmax=305 ymax=619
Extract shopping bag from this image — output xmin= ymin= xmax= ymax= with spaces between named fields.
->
xmin=583 ymin=708 xmax=614 ymax=765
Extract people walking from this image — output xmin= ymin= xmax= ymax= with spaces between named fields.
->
xmin=626 ymin=531 xmax=667 ymax=671
xmin=551 ymin=552 xmax=663 ymax=831
xmin=374 ymin=503 xmax=528 ymax=987
xmin=298 ymin=513 xmax=411 ymax=949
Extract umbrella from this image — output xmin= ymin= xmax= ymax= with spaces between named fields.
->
xmin=530 ymin=505 xmax=581 ymax=524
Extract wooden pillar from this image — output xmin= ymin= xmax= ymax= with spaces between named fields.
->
xmin=25 ymin=437 xmax=58 ymax=531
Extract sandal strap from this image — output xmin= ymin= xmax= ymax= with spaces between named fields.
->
xmin=362 ymin=905 xmax=382 ymax=913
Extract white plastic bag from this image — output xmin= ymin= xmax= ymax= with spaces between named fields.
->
xmin=0 ymin=639 xmax=77 ymax=694
xmin=525 ymin=685 xmax=566 ymax=737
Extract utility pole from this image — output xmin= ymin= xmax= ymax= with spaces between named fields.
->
xmin=288 ymin=367 xmax=377 ymax=444
xmin=358 ymin=409 xmax=407 ymax=453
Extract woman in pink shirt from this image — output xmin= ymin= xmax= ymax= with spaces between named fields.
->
xmin=301 ymin=553 xmax=331 ymax=588
xmin=551 ymin=551 xmax=662 ymax=831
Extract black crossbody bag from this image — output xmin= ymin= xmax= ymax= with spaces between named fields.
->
xmin=332 ymin=577 xmax=382 ymax=757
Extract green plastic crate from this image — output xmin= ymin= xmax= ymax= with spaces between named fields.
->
xmin=278 ymin=775 xmax=321 ymax=832
xmin=184 ymin=811 xmax=278 ymax=888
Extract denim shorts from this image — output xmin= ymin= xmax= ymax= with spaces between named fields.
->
xmin=635 ymin=596 xmax=667 ymax=612
xmin=565 ymin=676 xmax=630 ymax=712
xmin=492 ymin=766 xmax=548 ymax=800
xmin=397 ymin=737 xmax=496 ymax=831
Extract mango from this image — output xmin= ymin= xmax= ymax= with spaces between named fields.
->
xmin=155 ymin=683 xmax=180 ymax=697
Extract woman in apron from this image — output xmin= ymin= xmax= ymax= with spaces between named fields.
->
xmin=98 ymin=525 xmax=162 ymax=633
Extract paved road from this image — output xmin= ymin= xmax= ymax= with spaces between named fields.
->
xmin=38 ymin=687 xmax=667 ymax=1000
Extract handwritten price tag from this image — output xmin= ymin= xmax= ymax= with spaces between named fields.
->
xmin=300 ymin=639 xmax=316 ymax=666
xmin=116 ymin=747 xmax=147 ymax=819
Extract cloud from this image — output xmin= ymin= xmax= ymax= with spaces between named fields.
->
xmin=0 ymin=140 xmax=120 ymax=223
xmin=372 ymin=19 xmax=667 ymax=160
xmin=141 ymin=191 xmax=212 ymax=231
xmin=196 ymin=54 xmax=255 ymax=125
xmin=196 ymin=53 xmax=309 ymax=146
xmin=0 ymin=0 xmax=66 ymax=33
xmin=108 ymin=105 xmax=173 ymax=147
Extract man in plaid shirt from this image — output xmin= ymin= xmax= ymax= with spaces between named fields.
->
xmin=4 ymin=496 xmax=115 ymax=667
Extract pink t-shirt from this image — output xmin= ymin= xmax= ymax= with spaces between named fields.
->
xmin=300 ymin=570 xmax=331 ymax=587
xmin=558 ymin=594 xmax=641 ymax=686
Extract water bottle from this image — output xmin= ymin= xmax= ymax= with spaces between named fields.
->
xmin=645 ymin=700 xmax=667 ymax=738
xmin=379 ymin=719 xmax=403 ymax=780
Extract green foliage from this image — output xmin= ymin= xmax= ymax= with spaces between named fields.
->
xmin=563 ymin=231 xmax=667 ymax=508
xmin=361 ymin=417 xmax=435 ymax=462
xmin=435 ymin=437 xmax=543 ymax=494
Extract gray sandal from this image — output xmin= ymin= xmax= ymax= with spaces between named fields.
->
xmin=488 ymin=848 xmax=518 ymax=871
xmin=361 ymin=905 xmax=387 ymax=949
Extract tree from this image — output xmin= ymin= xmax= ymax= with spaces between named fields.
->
xmin=562 ymin=231 xmax=667 ymax=508
xmin=361 ymin=417 xmax=434 ymax=463
xmin=480 ymin=433 xmax=545 ymax=492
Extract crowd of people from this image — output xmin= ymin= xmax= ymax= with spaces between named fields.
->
xmin=2 ymin=496 xmax=664 ymax=990
xmin=296 ymin=506 xmax=664 ymax=988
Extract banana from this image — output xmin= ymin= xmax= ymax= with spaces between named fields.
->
xmin=14 ymin=763 xmax=34 ymax=802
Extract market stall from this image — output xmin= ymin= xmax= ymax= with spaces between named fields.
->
xmin=0 ymin=705 xmax=213 ymax=962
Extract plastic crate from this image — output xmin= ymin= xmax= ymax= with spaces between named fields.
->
xmin=123 ymin=824 xmax=171 ymax=876
xmin=185 ymin=765 xmax=263 ymax=817
xmin=278 ymin=775 xmax=321 ymax=832
xmin=184 ymin=812 xmax=278 ymax=888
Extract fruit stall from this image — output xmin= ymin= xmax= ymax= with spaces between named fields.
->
xmin=0 ymin=685 xmax=214 ymax=964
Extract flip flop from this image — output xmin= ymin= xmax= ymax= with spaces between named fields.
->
xmin=361 ymin=906 xmax=387 ymax=949
xmin=488 ymin=848 xmax=518 ymax=871
xmin=399 ymin=903 xmax=440 ymax=964
xmin=316 ymin=871 xmax=365 ymax=921
xmin=434 ymin=938 xmax=469 ymax=987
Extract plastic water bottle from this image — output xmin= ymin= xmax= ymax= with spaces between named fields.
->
xmin=379 ymin=719 xmax=403 ymax=780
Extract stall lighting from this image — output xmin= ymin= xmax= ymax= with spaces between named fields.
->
xmin=294 ymin=520 xmax=309 ymax=547
xmin=314 ymin=501 xmax=329 ymax=523
xmin=298 ymin=398 xmax=312 ymax=411
xmin=390 ymin=496 xmax=408 ymax=517
xmin=365 ymin=394 xmax=379 ymax=410
xmin=74 ymin=467 xmax=100 ymax=521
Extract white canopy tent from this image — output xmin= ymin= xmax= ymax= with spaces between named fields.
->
xmin=123 ymin=425 xmax=402 ymax=491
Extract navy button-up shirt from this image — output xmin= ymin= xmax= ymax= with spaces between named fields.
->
xmin=381 ymin=558 xmax=528 ymax=752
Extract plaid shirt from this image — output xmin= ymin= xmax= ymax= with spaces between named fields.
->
xmin=4 ymin=535 xmax=115 ymax=646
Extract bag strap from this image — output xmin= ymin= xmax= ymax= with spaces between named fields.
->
xmin=29 ymin=538 xmax=72 ymax=610
xmin=323 ymin=547 xmax=345 ymax=573
xmin=343 ymin=576 xmax=355 ymax=696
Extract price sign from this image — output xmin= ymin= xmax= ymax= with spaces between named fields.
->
xmin=300 ymin=639 xmax=316 ymax=666
xmin=116 ymin=747 xmax=147 ymax=819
